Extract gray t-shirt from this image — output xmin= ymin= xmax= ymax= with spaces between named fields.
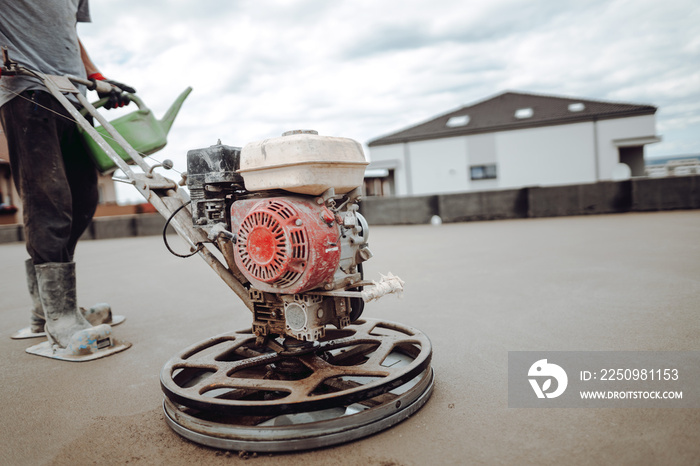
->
xmin=0 ymin=0 xmax=91 ymax=108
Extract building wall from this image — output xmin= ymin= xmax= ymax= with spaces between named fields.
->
xmin=368 ymin=114 xmax=658 ymax=196
xmin=466 ymin=133 xmax=499 ymax=190
xmin=366 ymin=144 xmax=408 ymax=195
xmin=596 ymin=115 xmax=657 ymax=180
xmin=408 ymin=137 xmax=469 ymax=194
xmin=495 ymin=122 xmax=596 ymax=188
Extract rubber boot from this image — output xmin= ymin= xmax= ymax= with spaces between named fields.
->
xmin=35 ymin=261 xmax=110 ymax=349
xmin=25 ymin=259 xmax=46 ymax=333
xmin=25 ymin=260 xmax=114 ymax=329
xmin=81 ymin=303 xmax=115 ymax=326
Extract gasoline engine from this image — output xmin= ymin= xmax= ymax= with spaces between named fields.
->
xmin=162 ymin=130 xmax=433 ymax=451
xmin=186 ymin=130 xmax=373 ymax=342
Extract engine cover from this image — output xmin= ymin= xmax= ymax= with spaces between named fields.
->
xmin=231 ymin=197 xmax=341 ymax=294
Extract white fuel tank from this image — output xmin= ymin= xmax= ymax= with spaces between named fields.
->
xmin=238 ymin=130 xmax=369 ymax=195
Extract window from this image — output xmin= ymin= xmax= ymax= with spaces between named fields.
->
xmin=568 ymin=102 xmax=585 ymax=112
xmin=446 ymin=115 xmax=470 ymax=127
xmin=470 ymin=164 xmax=497 ymax=180
xmin=514 ymin=107 xmax=533 ymax=119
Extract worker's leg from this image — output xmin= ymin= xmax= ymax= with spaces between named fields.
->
xmin=0 ymin=90 xmax=77 ymax=263
xmin=2 ymin=91 xmax=110 ymax=349
xmin=58 ymin=108 xmax=122 ymax=330
xmin=61 ymin=113 xmax=98 ymax=259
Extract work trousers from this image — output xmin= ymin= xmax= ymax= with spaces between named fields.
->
xmin=0 ymin=90 xmax=98 ymax=264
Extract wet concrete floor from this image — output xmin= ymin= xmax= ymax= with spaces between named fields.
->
xmin=1 ymin=210 xmax=699 ymax=465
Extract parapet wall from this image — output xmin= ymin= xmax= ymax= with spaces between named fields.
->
xmin=0 ymin=213 xmax=175 ymax=244
xmin=359 ymin=175 xmax=700 ymax=225
xmin=1 ymin=175 xmax=698 ymax=244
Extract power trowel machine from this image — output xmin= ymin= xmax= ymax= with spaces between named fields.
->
xmin=2 ymin=51 xmax=434 ymax=452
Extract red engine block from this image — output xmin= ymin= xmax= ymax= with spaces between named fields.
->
xmin=231 ymin=197 xmax=341 ymax=294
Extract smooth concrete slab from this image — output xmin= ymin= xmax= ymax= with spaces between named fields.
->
xmin=1 ymin=211 xmax=699 ymax=465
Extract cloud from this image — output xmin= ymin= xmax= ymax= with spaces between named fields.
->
xmin=73 ymin=0 xmax=699 ymax=202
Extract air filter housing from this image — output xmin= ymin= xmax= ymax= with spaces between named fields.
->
xmin=238 ymin=131 xmax=368 ymax=195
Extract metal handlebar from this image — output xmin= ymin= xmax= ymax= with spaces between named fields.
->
xmin=1 ymin=47 xmax=112 ymax=93
xmin=66 ymin=74 xmax=114 ymax=94
xmin=1 ymin=47 xmax=252 ymax=307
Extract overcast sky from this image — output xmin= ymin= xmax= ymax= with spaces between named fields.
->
xmin=77 ymin=0 xmax=699 ymax=202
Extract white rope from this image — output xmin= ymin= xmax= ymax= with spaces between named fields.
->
xmin=361 ymin=272 xmax=405 ymax=302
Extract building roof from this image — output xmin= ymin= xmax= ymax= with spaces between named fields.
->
xmin=368 ymin=91 xmax=657 ymax=147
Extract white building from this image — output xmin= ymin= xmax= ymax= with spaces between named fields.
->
xmin=365 ymin=91 xmax=660 ymax=196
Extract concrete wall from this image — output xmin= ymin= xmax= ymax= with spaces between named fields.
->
xmin=632 ymin=176 xmax=700 ymax=211
xmin=438 ymin=188 xmax=528 ymax=223
xmin=359 ymin=195 xmax=440 ymax=225
xmin=359 ymin=175 xmax=700 ymax=225
xmin=1 ymin=176 xmax=698 ymax=243
xmin=526 ymin=181 xmax=632 ymax=218
xmin=0 ymin=213 xmax=176 ymax=244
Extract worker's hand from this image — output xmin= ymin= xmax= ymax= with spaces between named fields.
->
xmin=88 ymin=73 xmax=136 ymax=109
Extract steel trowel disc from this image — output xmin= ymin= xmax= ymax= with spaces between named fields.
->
xmin=160 ymin=319 xmax=432 ymax=416
xmin=162 ymin=367 xmax=433 ymax=452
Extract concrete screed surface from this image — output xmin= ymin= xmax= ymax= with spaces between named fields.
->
xmin=1 ymin=210 xmax=699 ymax=465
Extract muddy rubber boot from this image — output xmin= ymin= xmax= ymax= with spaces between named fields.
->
xmin=12 ymin=262 xmax=125 ymax=341
xmin=35 ymin=262 xmax=112 ymax=349
xmin=24 ymin=260 xmax=112 ymax=331
xmin=25 ymin=259 xmax=46 ymax=333
xmin=81 ymin=303 xmax=114 ymax=326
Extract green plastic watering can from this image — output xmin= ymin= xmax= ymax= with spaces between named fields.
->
xmin=80 ymin=87 xmax=192 ymax=174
